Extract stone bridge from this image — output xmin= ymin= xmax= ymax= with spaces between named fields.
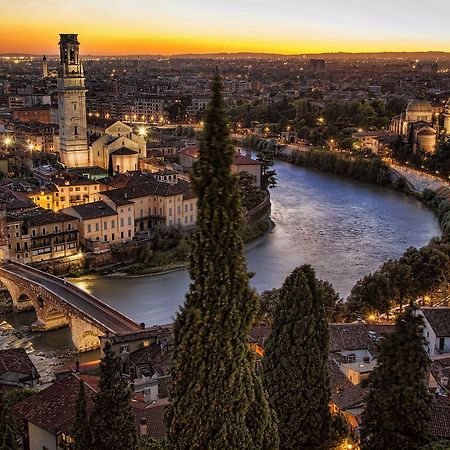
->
xmin=0 ymin=262 xmax=141 ymax=352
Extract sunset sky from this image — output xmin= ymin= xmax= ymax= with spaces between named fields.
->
xmin=1 ymin=0 xmax=449 ymax=55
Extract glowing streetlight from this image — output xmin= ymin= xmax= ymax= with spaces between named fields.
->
xmin=28 ymin=143 xmax=35 ymax=151
xmin=3 ymin=137 xmax=12 ymax=147
xmin=138 ymin=126 xmax=147 ymax=137
xmin=317 ymin=117 xmax=324 ymax=124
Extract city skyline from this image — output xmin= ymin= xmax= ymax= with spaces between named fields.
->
xmin=1 ymin=0 xmax=450 ymax=55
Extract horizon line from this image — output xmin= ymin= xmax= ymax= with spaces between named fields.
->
xmin=1 ymin=50 xmax=449 ymax=58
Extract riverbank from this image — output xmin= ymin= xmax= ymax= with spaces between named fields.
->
xmin=69 ymin=218 xmax=274 ymax=281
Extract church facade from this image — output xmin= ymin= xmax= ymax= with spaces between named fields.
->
xmin=89 ymin=120 xmax=146 ymax=173
xmin=390 ymin=99 xmax=446 ymax=153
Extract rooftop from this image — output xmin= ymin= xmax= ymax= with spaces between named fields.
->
xmin=0 ymin=348 xmax=39 ymax=378
xmin=421 ymin=308 xmax=450 ymax=337
xmin=65 ymin=200 xmax=117 ymax=220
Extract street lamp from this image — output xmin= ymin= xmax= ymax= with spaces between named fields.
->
xmin=3 ymin=137 xmax=12 ymax=148
xmin=138 ymin=126 xmax=147 ymax=137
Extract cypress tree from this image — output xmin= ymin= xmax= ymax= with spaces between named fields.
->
xmin=263 ymin=264 xmax=331 ymax=450
xmin=108 ymin=153 xmax=114 ymax=177
xmin=361 ymin=307 xmax=432 ymax=450
xmin=166 ymin=71 xmax=278 ymax=449
xmin=0 ymin=391 xmax=17 ymax=450
xmin=90 ymin=341 xmax=137 ymax=450
xmin=72 ymin=379 xmax=91 ymax=450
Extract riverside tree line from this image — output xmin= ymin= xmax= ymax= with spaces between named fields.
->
xmin=2 ymin=73 xmax=450 ymax=449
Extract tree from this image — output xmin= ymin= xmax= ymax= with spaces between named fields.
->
xmin=108 ymin=152 xmax=114 ymax=177
xmin=256 ymin=140 xmax=278 ymax=189
xmin=263 ymin=265 xmax=331 ymax=449
xmin=166 ymin=71 xmax=278 ymax=449
xmin=361 ymin=307 xmax=432 ymax=450
xmin=0 ymin=390 xmax=17 ymax=450
xmin=90 ymin=341 xmax=137 ymax=450
xmin=73 ymin=380 xmax=91 ymax=450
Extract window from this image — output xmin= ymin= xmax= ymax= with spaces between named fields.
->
xmin=111 ymin=220 xmax=115 ymax=228
xmin=346 ymin=354 xmax=356 ymax=363
xmin=32 ymin=229 xmax=36 ymax=237
xmin=184 ymin=217 xmax=187 ymax=224
xmin=120 ymin=218 xmax=124 ymax=227
xmin=87 ymin=224 xmax=92 ymax=233
xmin=42 ymin=228 xmax=46 ymax=235
xmin=74 ymin=125 xmax=78 ymax=136
xmin=128 ymin=217 xmax=132 ymax=225
xmin=128 ymin=230 xmax=131 ymax=237
xmin=169 ymin=208 xmax=172 ymax=216
xmin=95 ymin=223 xmax=99 ymax=232
xmin=121 ymin=231 xmax=124 ymax=239
xmin=120 ymin=345 xmax=129 ymax=353
xmin=112 ymin=233 xmax=115 ymax=241
xmin=54 ymin=225 xmax=59 ymax=233
xmin=104 ymin=222 xmax=107 ymax=230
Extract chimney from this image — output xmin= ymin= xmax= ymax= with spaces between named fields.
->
xmin=140 ymin=322 xmax=145 ymax=329
xmin=139 ymin=417 xmax=148 ymax=436
xmin=75 ymin=360 xmax=80 ymax=373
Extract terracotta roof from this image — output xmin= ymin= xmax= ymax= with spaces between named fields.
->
xmin=430 ymin=404 xmax=450 ymax=439
xmin=233 ymin=154 xmax=261 ymax=166
xmin=111 ymin=147 xmax=139 ymax=156
xmin=66 ymin=200 xmax=117 ymax=220
xmin=179 ymin=145 xmax=199 ymax=158
xmin=130 ymin=343 xmax=172 ymax=377
xmin=328 ymin=358 xmax=366 ymax=410
xmin=134 ymin=401 xmax=168 ymax=440
xmin=14 ymin=373 xmax=97 ymax=435
xmin=0 ymin=348 xmax=39 ymax=378
xmin=18 ymin=209 xmax=76 ymax=226
xmin=329 ymin=323 xmax=393 ymax=353
xmin=421 ymin=308 xmax=450 ymax=337
xmin=102 ymin=179 xmax=194 ymax=203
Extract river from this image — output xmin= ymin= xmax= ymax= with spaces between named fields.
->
xmin=0 ymin=159 xmax=441 ymax=352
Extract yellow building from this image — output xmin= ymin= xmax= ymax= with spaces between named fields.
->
xmin=62 ymin=200 xmax=135 ymax=251
xmin=101 ymin=174 xmax=197 ymax=235
xmin=6 ymin=209 xmax=79 ymax=263
xmin=28 ymin=178 xmax=101 ymax=212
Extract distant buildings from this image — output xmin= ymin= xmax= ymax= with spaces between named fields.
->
xmin=390 ymin=98 xmax=447 ymax=153
xmin=0 ymin=348 xmax=40 ymax=389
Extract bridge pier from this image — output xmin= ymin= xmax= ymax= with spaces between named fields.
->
xmin=69 ymin=316 xmax=103 ymax=352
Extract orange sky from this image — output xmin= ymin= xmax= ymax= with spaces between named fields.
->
xmin=1 ymin=1 xmax=449 ymax=55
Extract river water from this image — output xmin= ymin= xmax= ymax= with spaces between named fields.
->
xmin=1 ymin=159 xmax=441 ymax=351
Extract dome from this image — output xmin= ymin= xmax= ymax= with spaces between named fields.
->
xmin=406 ymin=99 xmax=432 ymax=114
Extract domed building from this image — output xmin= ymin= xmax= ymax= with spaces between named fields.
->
xmin=390 ymin=98 xmax=439 ymax=153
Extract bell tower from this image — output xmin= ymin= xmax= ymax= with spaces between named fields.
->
xmin=42 ymin=55 xmax=48 ymax=78
xmin=57 ymin=34 xmax=89 ymax=167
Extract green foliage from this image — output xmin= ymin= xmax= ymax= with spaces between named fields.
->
xmin=420 ymin=440 xmax=450 ymax=450
xmin=423 ymin=189 xmax=450 ymax=240
xmin=90 ymin=341 xmax=137 ymax=450
xmin=242 ymin=219 xmax=270 ymax=244
xmin=259 ymin=278 xmax=344 ymax=324
xmin=289 ymin=149 xmax=391 ymax=187
xmin=256 ymin=139 xmax=278 ymax=189
xmin=73 ymin=380 xmax=91 ymax=450
xmin=0 ymin=390 xmax=17 ymax=450
xmin=263 ymin=265 xmax=331 ymax=450
xmin=138 ymin=437 xmax=167 ymax=449
xmin=166 ymin=71 xmax=278 ymax=449
xmin=238 ymin=171 xmax=267 ymax=210
xmin=5 ymin=388 xmax=37 ymax=408
xmin=361 ymin=307 xmax=432 ymax=450
xmin=153 ymin=225 xmax=183 ymax=251
xmin=346 ymin=240 xmax=450 ymax=319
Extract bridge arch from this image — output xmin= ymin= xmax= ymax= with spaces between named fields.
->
xmin=0 ymin=262 xmax=141 ymax=352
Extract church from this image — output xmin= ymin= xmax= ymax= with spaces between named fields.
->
xmin=390 ymin=98 xmax=447 ymax=153
xmin=56 ymin=34 xmax=145 ymax=173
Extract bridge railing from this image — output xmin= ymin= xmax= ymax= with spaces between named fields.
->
xmin=3 ymin=261 xmax=140 ymax=331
